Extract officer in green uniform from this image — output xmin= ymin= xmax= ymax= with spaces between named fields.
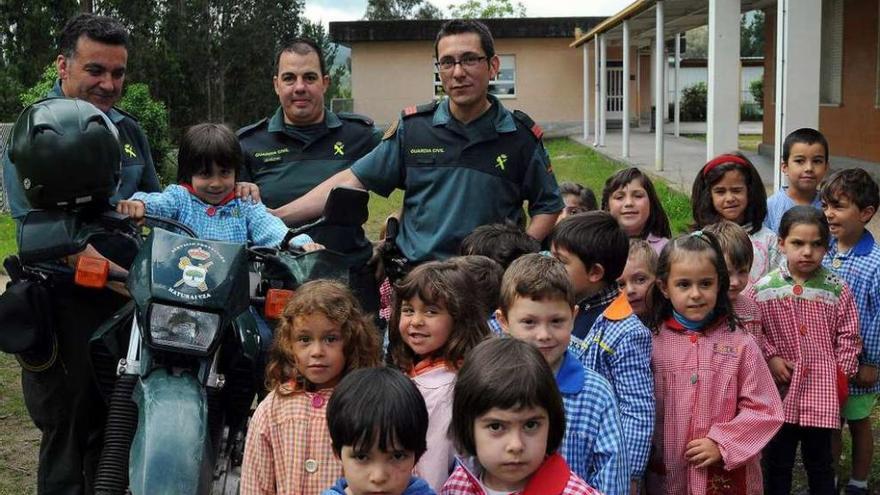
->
xmin=237 ymin=38 xmax=381 ymax=311
xmin=1 ymin=14 xmax=160 ymax=494
xmin=273 ymin=20 xmax=562 ymax=263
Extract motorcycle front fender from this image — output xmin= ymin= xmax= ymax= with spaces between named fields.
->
xmin=129 ymin=368 xmax=213 ymax=495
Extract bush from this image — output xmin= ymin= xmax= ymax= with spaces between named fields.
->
xmin=750 ymin=79 xmax=763 ymax=106
xmin=680 ymin=82 xmax=707 ymax=121
xmin=19 ymin=64 xmax=174 ymax=185
xmin=740 ymin=102 xmax=763 ymax=121
xmin=117 ymin=83 xmax=173 ymax=185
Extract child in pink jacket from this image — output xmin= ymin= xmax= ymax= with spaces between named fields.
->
xmin=647 ymin=232 xmax=783 ymax=495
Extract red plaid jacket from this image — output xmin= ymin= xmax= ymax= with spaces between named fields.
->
xmin=440 ymin=454 xmax=601 ymax=495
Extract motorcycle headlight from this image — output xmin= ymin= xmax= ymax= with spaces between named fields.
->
xmin=148 ymin=303 xmax=220 ymax=354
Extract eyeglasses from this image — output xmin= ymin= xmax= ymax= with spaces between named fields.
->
xmin=435 ymin=55 xmax=488 ymax=72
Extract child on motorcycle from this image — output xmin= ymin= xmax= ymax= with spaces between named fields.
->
xmin=241 ymin=280 xmax=382 ymax=494
xmin=116 ymin=123 xmax=322 ymax=250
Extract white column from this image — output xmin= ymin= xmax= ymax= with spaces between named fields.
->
xmin=707 ymin=0 xmax=741 ymax=159
xmin=623 ymin=20 xmax=631 ymax=158
xmin=654 ymin=1 xmax=665 ymax=171
xmin=599 ymin=34 xmax=607 ymax=147
xmin=674 ymin=32 xmax=681 ymax=137
xmin=774 ymin=0 xmax=821 ymax=189
xmin=594 ymin=35 xmax=600 ymax=146
xmin=583 ymin=43 xmax=589 ymax=140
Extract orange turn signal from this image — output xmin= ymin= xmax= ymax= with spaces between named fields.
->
xmin=75 ymin=256 xmax=110 ymax=289
xmin=264 ymin=289 xmax=295 ymax=320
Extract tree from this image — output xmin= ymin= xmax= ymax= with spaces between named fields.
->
xmin=299 ymin=19 xmax=349 ymax=103
xmin=364 ymin=0 xmax=443 ymax=20
xmin=448 ymin=0 xmax=526 ymax=19
xmin=685 ymin=26 xmax=707 ymax=59
xmin=740 ymin=10 xmax=765 ymax=57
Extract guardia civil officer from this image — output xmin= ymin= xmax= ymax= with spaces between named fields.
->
xmin=272 ymin=20 xmax=562 ymax=264
xmin=1 ymin=14 xmax=160 ymax=494
xmin=237 ymin=38 xmax=381 ymax=312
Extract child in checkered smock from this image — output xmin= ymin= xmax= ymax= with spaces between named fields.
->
xmin=441 ymin=338 xmax=600 ymax=495
xmin=820 ymin=169 xmax=880 ymax=495
xmin=387 ymin=262 xmax=492 ymax=492
xmin=647 ymin=232 xmax=783 ymax=495
xmin=703 ymin=221 xmax=765 ymax=347
xmin=748 ymin=206 xmax=861 ymax=495
xmin=691 ymin=153 xmax=783 ymax=286
xmin=241 ymin=281 xmax=382 ymax=495
xmin=117 ymin=123 xmax=319 ymax=250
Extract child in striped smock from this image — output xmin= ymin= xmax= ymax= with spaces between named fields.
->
xmin=648 ymin=231 xmax=783 ymax=495
xmin=241 ymin=281 xmax=381 ymax=495
xmin=748 ymin=206 xmax=861 ymax=494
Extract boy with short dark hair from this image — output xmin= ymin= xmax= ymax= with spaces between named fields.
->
xmin=703 ymin=220 xmax=763 ymax=344
xmin=550 ymin=211 xmax=654 ymax=493
xmin=450 ymin=255 xmax=505 ymax=335
xmin=459 ymin=222 xmax=540 ymax=269
xmin=820 ymin=168 xmax=880 ymax=495
xmin=495 ymin=253 xmax=628 ymax=495
xmin=765 ymin=128 xmax=830 ymax=233
xmin=324 ymin=367 xmax=435 ymax=495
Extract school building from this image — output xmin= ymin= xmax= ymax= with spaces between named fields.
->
xmin=329 ymin=17 xmax=603 ymax=136
xmin=571 ymin=0 xmax=880 ymax=190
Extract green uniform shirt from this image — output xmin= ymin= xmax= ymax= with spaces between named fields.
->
xmin=237 ymin=108 xmax=380 ymax=264
xmin=351 ymin=95 xmax=563 ymax=263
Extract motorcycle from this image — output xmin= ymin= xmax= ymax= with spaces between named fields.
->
xmin=6 ymin=186 xmax=369 ymax=495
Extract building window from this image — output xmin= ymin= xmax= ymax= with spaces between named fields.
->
xmin=434 ymin=55 xmax=517 ymax=99
xmin=820 ymin=0 xmax=843 ymax=105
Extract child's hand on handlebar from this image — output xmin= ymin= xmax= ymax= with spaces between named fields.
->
xmin=117 ymin=200 xmax=146 ymax=223
xmin=300 ymin=242 xmax=324 ymax=252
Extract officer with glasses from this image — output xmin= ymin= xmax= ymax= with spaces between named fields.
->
xmin=271 ymin=19 xmax=563 ymax=267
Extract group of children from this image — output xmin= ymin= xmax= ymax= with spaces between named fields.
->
xmin=112 ymin=121 xmax=879 ymax=495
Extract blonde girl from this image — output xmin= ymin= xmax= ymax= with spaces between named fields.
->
xmin=242 ymin=280 xmax=381 ymax=495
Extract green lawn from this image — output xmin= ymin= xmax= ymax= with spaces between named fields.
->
xmin=681 ymin=133 xmax=763 ymax=153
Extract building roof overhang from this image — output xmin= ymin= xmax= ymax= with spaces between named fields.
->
xmin=569 ymin=0 xmax=776 ymax=49
xmin=331 ymin=17 xmax=604 ymax=44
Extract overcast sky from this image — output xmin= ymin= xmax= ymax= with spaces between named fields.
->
xmin=303 ymin=0 xmax=634 ymax=25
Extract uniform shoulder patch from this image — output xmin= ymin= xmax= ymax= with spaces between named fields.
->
xmin=382 ymin=118 xmax=400 ymax=140
xmin=512 ymin=109 xmax=544 ymax=140
xmin=236 ymin=117 xmax=269 ymax=138
xmin=337 ymin=112 xmax=374 ymax=127
xmin=402 ymin=101 xmax=439 ymax=118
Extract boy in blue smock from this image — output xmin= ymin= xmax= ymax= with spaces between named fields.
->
xmin=821 ymin=168 xmax=880 ymax=495
xmin=550 ymin=211 xmax=654 ymax=494
xmin=495 ymin=253 xmax=629 ymax=495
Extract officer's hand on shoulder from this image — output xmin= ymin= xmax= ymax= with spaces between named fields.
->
xmin=235 ymin=181 xmax=261 ymax=203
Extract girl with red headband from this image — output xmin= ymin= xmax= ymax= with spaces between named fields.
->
xmin=691 ymin=152 xmax=782 ymax=285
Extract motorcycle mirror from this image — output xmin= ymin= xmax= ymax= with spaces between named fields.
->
xmin=74 ymin=255 xmax=109 ymax=289
xmin=322 ymin=187 xmax=369 ymax=227
xmin=264 ymin=288 xmax=295 ymax=320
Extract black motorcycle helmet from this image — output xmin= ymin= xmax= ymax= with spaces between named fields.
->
xmin=10 ymin=97 xmax=121 ymax=209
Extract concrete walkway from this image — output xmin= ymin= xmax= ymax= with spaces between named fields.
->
xmin=572 ymin=127 xmax=774 ymax=195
